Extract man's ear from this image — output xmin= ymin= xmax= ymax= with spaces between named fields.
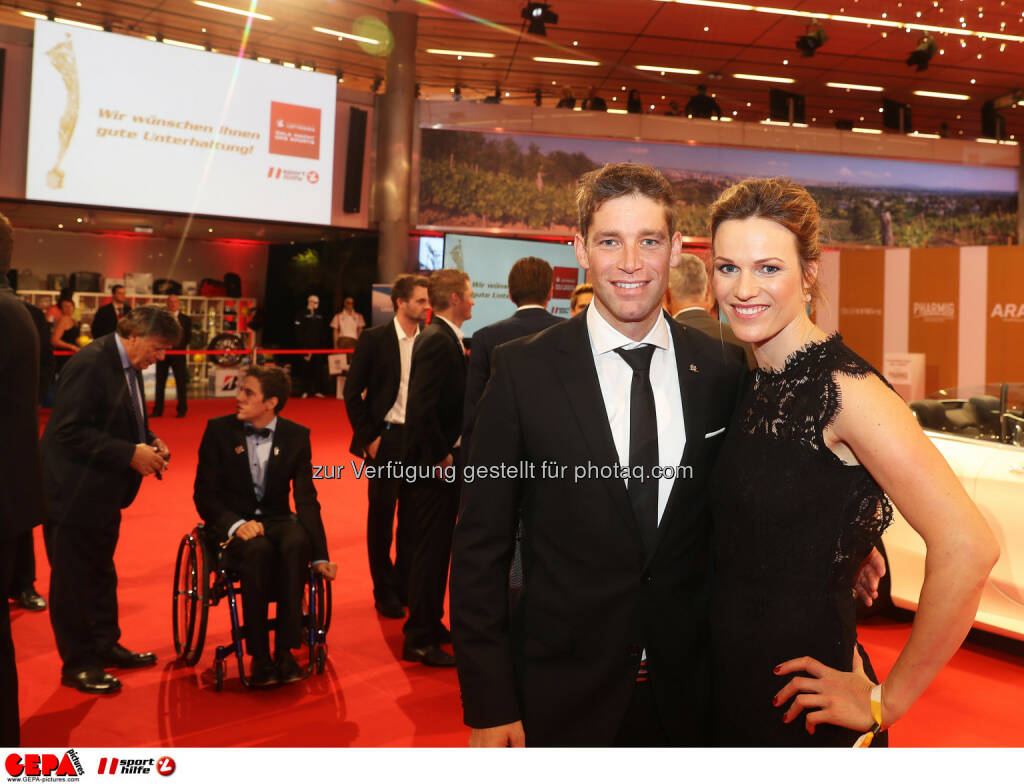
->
xmin=266 ymin=395 xmax=279 ymax=413
xmin=574 ymin=233 xmax=590 ymax=271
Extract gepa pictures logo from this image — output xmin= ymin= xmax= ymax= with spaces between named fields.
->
xmin=5 ymin=749 xmax=84 ymax=780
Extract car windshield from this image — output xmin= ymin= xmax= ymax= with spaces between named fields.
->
xmin=909 ymin=383 xmax=1024 ymax=446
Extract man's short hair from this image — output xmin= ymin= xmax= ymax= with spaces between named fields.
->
xmin=570 ymin=282 xmax=593 ymax=311
xmin=244 ymin=366 xmax=291 ymax=414
xmin=507 ymin=257 xmax=553 ymax=306
xmin=0 ymin=212 xmax=13 ymax=276
xmin=575 ymin=163 xmax=677 ymax=241
xmin=427 ymin=268 xmax=470 ymax=311
xmin=111 ymin=285 xmax=125 ymax=295
xmin=116 ymin=304 xmax=183 ymax=344
xmin=391 ymin=273 xmax=431 ymax=310
xmin=668 ymin=253 xmax=708 ymax=302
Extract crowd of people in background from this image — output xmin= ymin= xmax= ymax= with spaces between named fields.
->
xmin=554 ymin=84 xmax=723 ymax=118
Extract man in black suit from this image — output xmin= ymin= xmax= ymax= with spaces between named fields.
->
xmin=343 ymin=274 xmax=430 ymax=619
xmin=41 ymin=305 xmax=181 ymax=695
xmin=194 ymin=367 xmax=336 ymax=687
xmin=91 ymin=284 xmax=131 ymax=338
xmin=450 ymin=164 xmax=747 ymax=746
xmin=151 ymin=294 xmax=192 ymax=418
xmin=462 ymin=257 xmax=563 ymax=452
xmin=402 ymin=268 xmax=474 ymax=667
xmin=5 ymin=271 xmax=51 ymax=614
xmin=0 ymin=212 xmax=46 ymax=745
xmin=293 ymin=294 xmax=329 ymax=397
xmin=665 ymin=253 xmax=755 ymax=369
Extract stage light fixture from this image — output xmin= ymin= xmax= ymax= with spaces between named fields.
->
xmin=795 ymin=21 xmax=827 ymax=56
xmin=906 ymin=32 xmax=937 ymax=70
xmin=522 ymin=3 xmax=558 ymax=36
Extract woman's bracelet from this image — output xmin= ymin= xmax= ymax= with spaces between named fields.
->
xmin=853 ymin=682 xmax=888 ymax=748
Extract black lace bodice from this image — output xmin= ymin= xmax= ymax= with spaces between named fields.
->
xmin=708 ymin=333 xmax=892 ymax=747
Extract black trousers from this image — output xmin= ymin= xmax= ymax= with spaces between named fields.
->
xmin=9 ymin=528 xmax=37 ymax=594
xmin=295 ymin=355 xmax=327 ymax=396
xmin=1 ymin=542 xmax=20 ymax=745
xmin=614 ymin=673 xmax=670 ymax=747
xmin=365 ymin=425 xmax=411 ymax=604
xmin=153 ymin=355 xmax=188 ymax=415
xmin=44 ymin=515 xmax=122 ymax=674
xmin=402 ymin=451 xmax=461 ymax=648
xmin=222 ymin=515 xmax=310 ymax=658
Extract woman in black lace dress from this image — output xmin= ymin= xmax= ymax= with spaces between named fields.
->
xmin=706 ymin=178 xmax=997 ymax=746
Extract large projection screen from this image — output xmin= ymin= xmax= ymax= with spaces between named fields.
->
xmin=443 ymin=233 xmax=584 ymax=338
xmin=26 ymin=21 xmax=336 ymax=224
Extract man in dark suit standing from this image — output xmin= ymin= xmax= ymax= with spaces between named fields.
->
xmin=91 ymin=284 xmax=131 ymax=338
xmin=666 ymin=253 xmax=755 ymax=369
xmin=343 ymin=274 xmax=430 ymax=619
xmin=402 ymin=269 xmax=474 ymax=667
xmin=0 ymin=212 xmax=46 ymax=745
xmin=462 ymin=257 xmax=563 ymax=452
xmin=151 ymin=294 xmax=192 ymax=418
xmin=41 ymin=305 xmax=180 ymax=695
xmin=194 ymin=367 xmax=336 ymax=687
xmin=450 ymin=164 xmax=747 ymax=746
xmin=293 ymin=294 xmax=329 ymax=398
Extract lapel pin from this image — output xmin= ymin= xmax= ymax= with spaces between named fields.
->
xmin=234 ymin=445 xmax=244 ymax=454
xmin=274 ymin=447 xmax=280 ymax=456
xmin=690 ymin=364 xmax=699 ymax=373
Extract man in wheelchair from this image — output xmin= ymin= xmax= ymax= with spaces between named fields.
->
xmin=194 ymin=366 xmax=336 ymax=687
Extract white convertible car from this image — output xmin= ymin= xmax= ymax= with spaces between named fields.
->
xmin=882 ymin=383 xmax=1024 ymax=641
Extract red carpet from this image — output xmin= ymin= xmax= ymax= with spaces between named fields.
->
xmin=10 ymin=397 xmax=1024 ymax=747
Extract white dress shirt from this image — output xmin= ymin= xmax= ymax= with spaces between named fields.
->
xmin=586 ymin=305 xmax=686 ymax=526
xmin=384 ymin=317 xmax=419 ymax=425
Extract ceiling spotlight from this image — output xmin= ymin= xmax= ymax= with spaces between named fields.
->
xmin=534 ymin=89 xmax=543 ymax=106
xmin=371 ymin=76 xmax=383 ymax=93
xmin=906 ymin=32 xmax=937 ymax=70
xmin=795 ymin=21 xmax=827 ymax=56
xmin=522 ymin=3 xmax=558 ymax=36
xmin=483 ymin=86 xmax=502 ymax=104
xmin=453 ymin=85 xmax=462 ymax=102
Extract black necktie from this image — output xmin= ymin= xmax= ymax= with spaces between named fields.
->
xmin=614 ymin=345 xmax=659 ymax=552
xmin=245 ymin=424 xmax=272 ymax=439
xmin=125 ymin=368 xmax=146 ymax=443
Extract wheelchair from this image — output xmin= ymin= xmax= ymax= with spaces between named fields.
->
xmin=172 ymin=523 xmax=331 ymax=691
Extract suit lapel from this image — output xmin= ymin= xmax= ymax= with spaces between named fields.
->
xmin=106 ymin=336 xmax=140 ymax=436
xmin=553 ymin=318 xmax=638 ymax=544
xmin=264 ymin=422 xmax=283 ymax=495
xmin=230 ymin=417 xmax=260 ymax=504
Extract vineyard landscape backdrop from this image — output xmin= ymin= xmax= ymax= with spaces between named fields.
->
xmin=419 ymin=128 xmax=1018 ymax=247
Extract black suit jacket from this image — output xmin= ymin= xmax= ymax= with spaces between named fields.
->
xmin=450 ymin=313 xmax=746 ymax=746
xmin=170 ymin=311 xmax=192 ymax=351
xmin=91 ymin=301 xmax=131 ymax=338
xmin=40 ymin=333 xmax=155 ymax=527
xmin=462 ymin=307 xmax=564 ymax=447
xmin=343 ymin=320 xmax=403 ymax=458
xmin=404 ymin=318 xmax=466 ymax=468
xmin=0 ymin=281 xmax=45 ymax=540
xmin=193 ymin=414 xmax=328 ymax=562
xmin=673 ymin=308 xmax=756 ymax=369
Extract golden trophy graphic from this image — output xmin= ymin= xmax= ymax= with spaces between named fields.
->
xmin=45 ymin=34 xmax=79 ymax=190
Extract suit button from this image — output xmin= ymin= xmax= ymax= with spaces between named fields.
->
xmin=643 ymin=572 xmax=654 ymax=585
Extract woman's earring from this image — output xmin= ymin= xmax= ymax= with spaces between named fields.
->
xmin=804 ymin=292 xmax=812 ymax=302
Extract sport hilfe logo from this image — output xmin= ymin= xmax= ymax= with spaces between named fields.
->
xmin=5 ymin=750 xmax=84 ymax=779
xmin=95 ymin=756 xmax=174 ymax=775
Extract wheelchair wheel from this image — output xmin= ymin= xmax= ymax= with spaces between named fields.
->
xmin=172 ymin=532 xmax=211 ymax=666
xmin=313 ymin=574 xmax=332 ymax=636
xmin=172 ymin=535 xmax=199 ymax=660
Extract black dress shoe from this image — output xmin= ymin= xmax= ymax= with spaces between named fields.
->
xmin=61 ymin=668 xmax=122 ymax=694
xmin=176 ymin=411 xmax=187 ymax=418
xmin=12 ymin=589 xmax=47 ymax=612
xmin=375 ymin=598 xmax=405 ymax=619
xmin=274 ymin=650 xmax=304 ymax=684
xmin=250 ymin=655 xmax=279 ymax=688
xmin=149 ymin=410 xmax=163 ymax=418
xmin=100 ymin=643 xmax=157 ymax=669
xmin=402 ymin=644 xmax=456 ymax=667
